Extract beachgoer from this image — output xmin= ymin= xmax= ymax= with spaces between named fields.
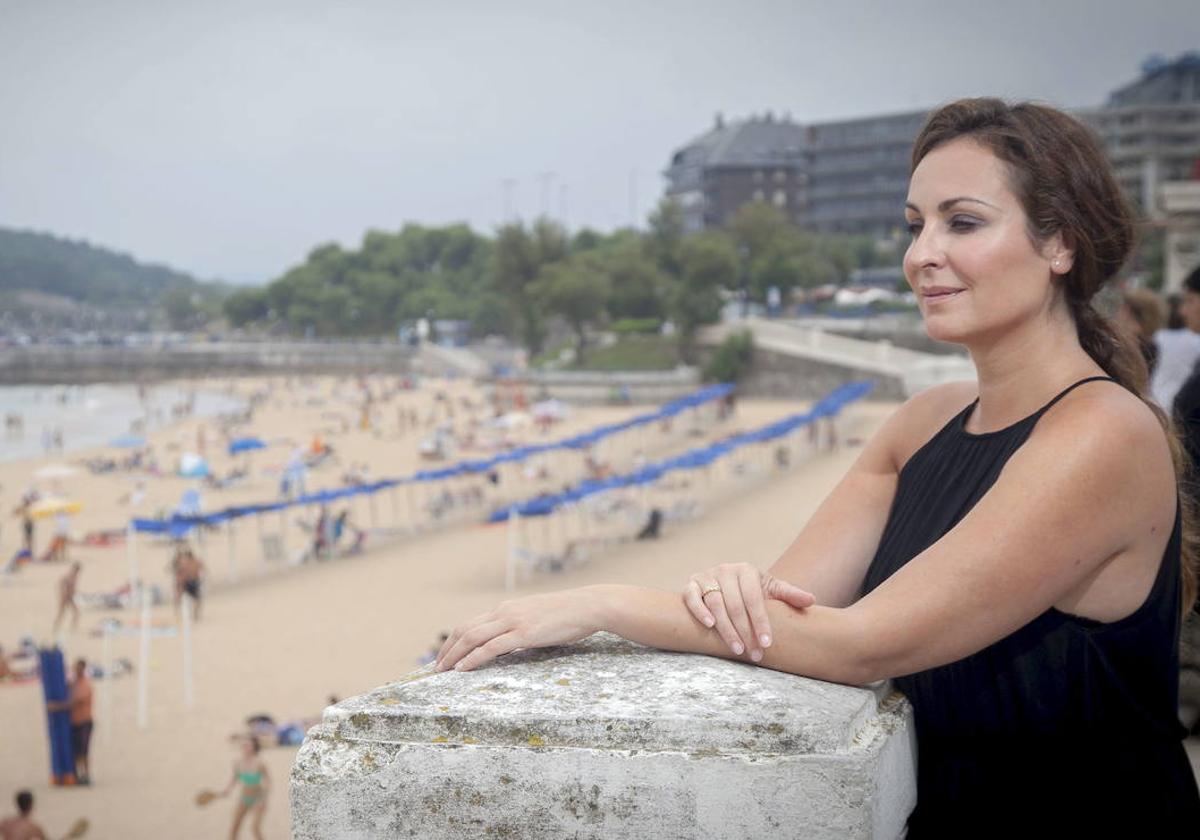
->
xmin=219 ymin=736 xmax=269 ymax=840
xmin=435 ymin=99 xmax=1200 ymax=835
xmin=0 ymin=646 xmax=35 ymax=682
xmin=0 ymin=791 xmax=46 ymax=840
xmin=174 ymin=547 xmax=205 ymax=621
xmin=48 ymin=513 xmax=70 ymax=563
xmin=1151 ymin=291 xmax=1200 ymax=411
xmin=47 ymin=659 xmax=93 ymax=785
xmin=418 ymin=633 xmax=450 ymax=666
xmin=1116 ymin=287 xmax=1166 ymax=376
xmin=20 ymin=509 xmax=33 ymax=558
xmin=52 ymin=563 xmax=81 ymax=635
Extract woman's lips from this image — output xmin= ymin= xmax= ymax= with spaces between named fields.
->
xmin=923 ymin=289 xmax=964 ymax=302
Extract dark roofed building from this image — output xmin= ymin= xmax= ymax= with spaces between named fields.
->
xmin=665 ymin=52 xmax=1200 ymax=239
xmin=663 ymin=112 xmax=809 ymax=232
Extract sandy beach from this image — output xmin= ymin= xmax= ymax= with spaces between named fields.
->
xmin=0 ymin=375 xmax=902 ymax=838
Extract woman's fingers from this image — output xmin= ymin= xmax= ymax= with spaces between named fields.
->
xmin=703 ymin=588 xmax=746 ymax=656
xmin=737 ymin=566 xmax=773 ymax=652
xmin=764 ymin=575 xmax=817 ymax=610
xmin=452 ymin=631 xmax=523 ymax=673
xmin=683 ymin=578 xmax=716 ymax=628
xmin=437 ymin=619 xmax=506 ymax=671
xmin=717 ymin=569 xmax=759 ymax=660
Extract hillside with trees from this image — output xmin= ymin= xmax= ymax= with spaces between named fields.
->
xmin=0 ymin=227 xmax=232 ymax=332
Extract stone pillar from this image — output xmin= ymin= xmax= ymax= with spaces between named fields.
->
xmin=291 ymin=633 xmax=916 ymax=839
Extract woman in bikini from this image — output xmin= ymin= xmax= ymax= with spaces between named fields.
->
xmin=220 ymin=735 xmax=268 ymax=840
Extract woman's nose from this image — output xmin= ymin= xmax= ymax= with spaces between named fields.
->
xmin=906 ymin=227 xmax=946 ymax=273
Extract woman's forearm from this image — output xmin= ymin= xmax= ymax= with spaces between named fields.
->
xmin=587 ymin=584 xmax=871 ymax=686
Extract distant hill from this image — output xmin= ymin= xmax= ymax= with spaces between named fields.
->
xmin=0 ymin=227 xmax=234 ymax=331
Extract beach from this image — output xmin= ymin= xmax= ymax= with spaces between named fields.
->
xmin=0 ymin=374 xmax=899 ymax=838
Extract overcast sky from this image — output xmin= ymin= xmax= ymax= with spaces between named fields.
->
xmin=1 ymin=0 xmax=1197 ymax=284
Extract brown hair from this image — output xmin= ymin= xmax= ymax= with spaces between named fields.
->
xmin=912 ymin=98 xmax=1198 ymax=617
xmin=1120 ymin=288 xmax=1166 ymax=338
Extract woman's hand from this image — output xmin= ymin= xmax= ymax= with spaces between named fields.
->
xmin=684 ymin=564 xmax=815 ymax=661
xmin=435 ymin=589 xmax=605 ymax=673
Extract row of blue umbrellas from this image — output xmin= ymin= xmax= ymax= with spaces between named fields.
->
xmin=487 ymin=381 xmax=873 ymax=522
xmin=128 ymin=384 xmax=735 ymax=536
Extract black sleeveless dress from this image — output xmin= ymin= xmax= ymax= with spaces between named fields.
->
xmin=859 ymin=376 xmax=1200 ymax=837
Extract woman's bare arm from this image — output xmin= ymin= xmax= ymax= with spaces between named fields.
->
xmin=767 ymin=382 xmax=976 ymax=607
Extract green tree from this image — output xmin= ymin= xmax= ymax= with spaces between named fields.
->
xmin=672 ymin=232 xmax=737 ymax=363
xmin=530 ymin=252 xmax=611 ymax=366
xmin=491 ymin=220 xmax=570 ymax=354
xmin=223 ymin=287 xmax=270 ymax=327
xmin=162 ymin=287 xmax=200 ymax=329
xmin=646 ymin=198 xmax=686 ymax=280
xmin=703 ymin=329 xmax=755 ymax=384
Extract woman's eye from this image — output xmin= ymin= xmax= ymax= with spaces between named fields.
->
xmin=906 ymin=221 xmax=922 ymax=237
xmin=949 ymin=216 xmax=980 ymax=232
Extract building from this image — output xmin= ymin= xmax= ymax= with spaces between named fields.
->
xmin=664 ymin=52 xmax=1200 ymax=237
xmin=662 ymin=112 xmax=808 ymax=233
xmin=1078 ymin=53 xmax=1200 ymax=219
xmin=802 ymin=110 xmax=928 ymax=237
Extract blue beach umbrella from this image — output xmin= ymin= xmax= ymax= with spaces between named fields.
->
xmin=110 ymin=434 xmax=147 ymax=449
xmin=228 ymin=436 xmax=267 ymax=455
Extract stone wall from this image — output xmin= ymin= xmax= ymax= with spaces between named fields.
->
xmin=291 ymin=633 xmax=916 ymax=839
xmin=0 ymin=342 xmax=417 ymax=384
xmin=730 ymin=347 xmax=908 ymax=402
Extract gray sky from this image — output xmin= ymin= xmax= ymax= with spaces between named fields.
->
xmin=1 ymin=0 xmax=1197 ymax=284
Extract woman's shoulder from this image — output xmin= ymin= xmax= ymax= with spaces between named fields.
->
xmin=1037 ymin=377 xmax=1163 ymax=445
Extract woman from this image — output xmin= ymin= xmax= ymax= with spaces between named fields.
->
xmin=220 ymin=736 xmax=268 ymax=840
xmin=436 ymin=99 xmax=1200 ymax=835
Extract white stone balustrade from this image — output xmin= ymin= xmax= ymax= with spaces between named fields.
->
xmin=291 ymin=632 xmax=916 ymax=839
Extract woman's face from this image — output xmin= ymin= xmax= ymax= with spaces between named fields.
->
xmin=903 ymin=138 xmax=1069 ymax=345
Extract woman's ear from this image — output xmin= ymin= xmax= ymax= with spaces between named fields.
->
xmin=1046 ymin=231 xmax=1075 ymax=276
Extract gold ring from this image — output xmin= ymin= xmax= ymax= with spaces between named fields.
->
xmin=700 ymin=583 xmax=722 ymax=598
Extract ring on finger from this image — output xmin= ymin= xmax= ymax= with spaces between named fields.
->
xmin=700 ymin=582 xmax=722 ymax=598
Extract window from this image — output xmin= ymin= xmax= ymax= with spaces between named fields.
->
xmin=773 ymin=189 xmax=787 ymax=207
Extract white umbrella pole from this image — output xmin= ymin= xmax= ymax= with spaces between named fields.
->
xmin=406 ymin=484 xmax=417 ymax=532
xmin=137 ymin=586 xmax=151 ymax=730
xmin=278 ymin=508 xmax=290 ymax=565
xmin=505 ymin=510 xmax=518 ymax=593
xmin=126 ymin=524 xmax=139 ymax=612
xmin=255 ymin=514 xmax=265 ymax=574
xmin=226 ymin=520 xmax=237 ymax=583
xmin=389 ymin=486 xmax=399 ymax=524
xmin=100 ymin=622 xmax=112 ymax=744
xmin=368 ymin=491 xmax=379 ymax=529
xmin=182 ymin=593 xmax=194 ymax=710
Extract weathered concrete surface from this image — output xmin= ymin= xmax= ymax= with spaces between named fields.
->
xmin=291 ymin=633 xmax=916 ymax=839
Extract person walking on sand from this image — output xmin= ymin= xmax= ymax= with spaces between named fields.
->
xmin=219 ymin=736 xmax=269 ymax=840
xmin=177 ymin=548 xmax=205 ymax=621
xmin=47 ymin=659 xmax=93 ymax=785
xmin=52 ymin=563 xmax=81 ymax=635
xmin=0 ymin=791 xmax=46 ymax=840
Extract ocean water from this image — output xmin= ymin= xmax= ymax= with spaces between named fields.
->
xmin=0 ymin=384 xmax=246 ymax=464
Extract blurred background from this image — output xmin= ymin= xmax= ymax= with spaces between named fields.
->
xmin=1 ymin=2 xmax=1198 ymax=837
